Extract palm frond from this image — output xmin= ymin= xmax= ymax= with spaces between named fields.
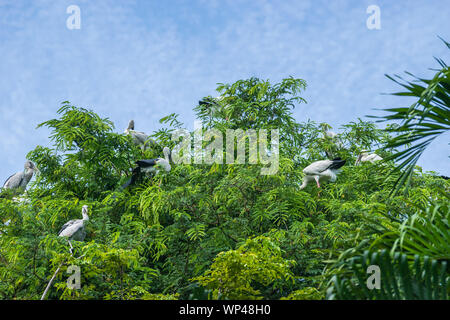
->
xmin=326 ymin=250 xmax=449 ymax=300
xmin=370 ymin=38 xmax=450 ymax=195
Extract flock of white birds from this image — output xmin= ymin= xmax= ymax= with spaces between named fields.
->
xmin=299 ymin=130 xmax=383 ymax=189
xmin=0 ymin=120 xmax=172 ymax=245
xmin=1 ymin=120 xmax=384 ymax=246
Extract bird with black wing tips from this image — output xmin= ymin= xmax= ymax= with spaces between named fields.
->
xmin=136 ymin=146 xmax=172 ymax=174
xmin=300 ymin=158 xmax=346 ymax=189
xmin=120 ymin=147 xmax=172 ymax=190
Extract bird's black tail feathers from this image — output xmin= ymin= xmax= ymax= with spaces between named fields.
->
xmin=329 ymin=158 xmax=346 ymax=170
xmin=120 ymin=167 xmax=141 ymax=190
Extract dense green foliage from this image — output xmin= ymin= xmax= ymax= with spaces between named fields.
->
xmin=0 ymin=74 xmax=448 ymax=300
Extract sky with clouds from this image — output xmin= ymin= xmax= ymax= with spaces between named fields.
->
xmin=0 ymin=0 xmax=449 ymax=182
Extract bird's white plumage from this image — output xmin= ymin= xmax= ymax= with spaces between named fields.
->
xmin=303 ymin=159 xmax=334 ymax=175
xmin=58 ymin=220 xmax=83 ymax=237
xmin=58 ymin=205 xmax=89 ymax=241
xmin=124 ymin=120 xmax=154 ymax=149
xmin=300 ymin=159 xmax=345 ymax=189
xmin=324 ymin=131 xmax=337 ymax=139
xmin=355 ymin=152 xmax=383 ymax=165
xmin=323 ymin=130 xmax=344 ymax=149
xmin=3 ymin=161 xmax=38 ymax=190
xmin=140 ymin=147 xmax=172 ymax=174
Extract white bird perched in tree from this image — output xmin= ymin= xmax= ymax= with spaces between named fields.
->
xmin=3 ymin=161 xmax=39 ymax=190
xmin=136 ymin=147 xmax=172 ymax=174
xmin=320 ymin=123 xmax=337 ymax=139
xmin=124 ymin=120 xmax=155 ymax=150
xmin=324 ymin=130 xmax=337 ymax=139
xmin=120 ymin=147 xmax=173 ymax=190
xmin=320 ymin=123 xmax=344 ymax=159
xmin=355 ymin=151 xmax=383 ymax=165
xmin=300 ymin=158 xmax=346 ymax=189
xmin=58 ymin=205 xmax=89 ymax=253
xmin=323 ymin=130 xmax=344 ymax=149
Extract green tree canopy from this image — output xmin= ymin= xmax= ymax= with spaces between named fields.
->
xmin=0 ymin=76 xmax=448 ymax=300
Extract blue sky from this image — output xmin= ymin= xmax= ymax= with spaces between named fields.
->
xmin=0 ymin=0 xmax=449 ymax=182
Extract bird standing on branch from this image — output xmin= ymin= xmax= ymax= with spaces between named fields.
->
xmin=124 ymin=120 xmax=155 ymax=150
xmin=136 ymin=147 xmax=172 ymax=174
xmin=355 ymin=151 xmax=383 ymax=165
xmin=320 ymin=123 xmax=344 ymax=158
xmin=58 ymin=205 xmax=89 ymax=254
xmin=300 ymin=158 xmax=346 ymax=189
xmin=3 ymin=161 xmax=39 ymax=191
xmin=120 ymin=147 xmax=172 ymax=190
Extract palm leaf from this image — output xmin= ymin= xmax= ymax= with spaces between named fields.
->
xmin=370 ymin=38 xmax=450 ymax=195
xmin=326 ymin=250 xmax=449 ymax=300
